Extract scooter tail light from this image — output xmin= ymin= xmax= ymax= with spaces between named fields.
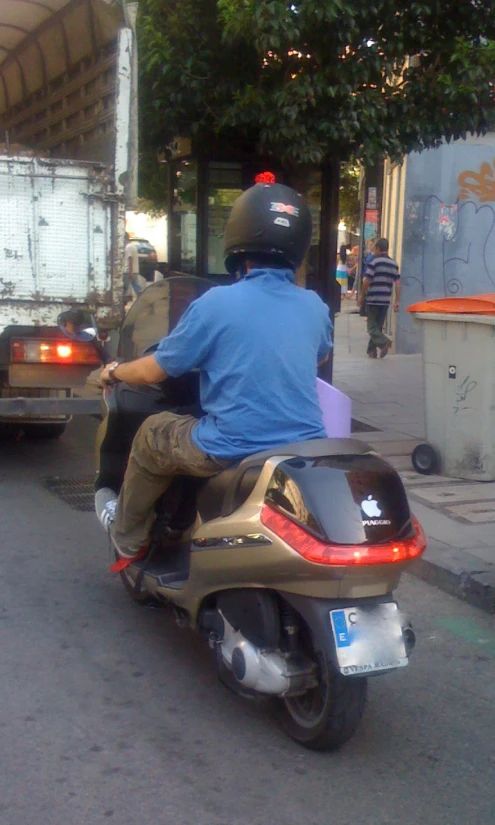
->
xmin=260 ymin=504 xmax=427 ymax=566
xmin=11 ymin=338 xmax=100 ymax=366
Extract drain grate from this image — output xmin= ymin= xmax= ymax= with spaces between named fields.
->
xmin=43 ymin=476 xmax=95 ymax=512
xmin=351 ymin=419 xmax=380 ymax=433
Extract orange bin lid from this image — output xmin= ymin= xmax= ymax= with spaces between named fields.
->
xmin=407 ymin=293 xmax=495 ymax=314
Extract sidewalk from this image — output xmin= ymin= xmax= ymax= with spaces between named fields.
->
xmin=333 ymin=306 xmax=495 ymax=614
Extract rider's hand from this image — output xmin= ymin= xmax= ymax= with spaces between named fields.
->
xmin=393 ymin=301 xmax=400 ymax=312
xmin=99 ymin=365 xmax=113 ymax=388
xmin=99 ymin=362 xmax=119 ymax=388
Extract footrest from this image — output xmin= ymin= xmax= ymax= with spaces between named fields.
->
xmin=138 ymin=542 xmax=191 ymax=588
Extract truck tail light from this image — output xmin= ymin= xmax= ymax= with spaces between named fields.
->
xmin=11 ymin=338 xmax=100 ymax=366
xmin=260 ymin=505 xmax=427 ymax=566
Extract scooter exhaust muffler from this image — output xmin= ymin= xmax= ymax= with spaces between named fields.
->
xmin=219 ymin=612 xmax=316 ymax=696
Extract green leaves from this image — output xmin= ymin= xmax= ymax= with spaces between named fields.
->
xmin=138 ymin=0 xmax=495 ymax=205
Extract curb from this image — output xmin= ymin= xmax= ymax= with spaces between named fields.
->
xmin=410 ymin=543 xmax=495 ymax=615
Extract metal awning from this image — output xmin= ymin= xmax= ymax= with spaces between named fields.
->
xmin=0 ymin=0 xmax=124 ymax=115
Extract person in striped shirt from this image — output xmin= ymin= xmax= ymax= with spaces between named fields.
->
xmin=358 ymin=238 xmax=401 ymax=358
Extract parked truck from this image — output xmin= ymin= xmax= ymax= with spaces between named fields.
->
xmin=0 ymin=0 xmax=138 ymax=435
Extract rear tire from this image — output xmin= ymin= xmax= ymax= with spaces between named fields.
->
xmin=277 ymin=646 xmax=367 ymax=751
xmin=0 ymin=423 xmax=22 ymax=440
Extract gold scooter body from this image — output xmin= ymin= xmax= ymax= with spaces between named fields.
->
xmin=119 ymin=446 xmax=411 ymax=624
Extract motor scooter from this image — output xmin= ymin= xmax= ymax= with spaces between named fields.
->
xmin=58 ymin=275 xmax=425 ymax=751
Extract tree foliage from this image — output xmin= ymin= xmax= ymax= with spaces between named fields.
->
xmin=138 ymin=0 xmax=495 ymax=203
xmin=339 ymin=163 xmax=361 ymax=232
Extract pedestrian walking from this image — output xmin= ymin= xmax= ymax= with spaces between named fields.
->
xmin=346 ymin=247 xmax=358 ymax=294
xmin=124 ymin=233 xmax=146 ymax=301
xmin=358 ymin=238 xmax=377 ymax=316
xmin=358 ymin=238 xmax=400 ymax=358
xmin=364 ymin=238 xmax=376 ymax=268
xmin=336 ymin=244 xmax=348 ymax=296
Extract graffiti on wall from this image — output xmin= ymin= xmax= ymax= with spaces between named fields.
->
xmin=397 ymin=149 xmax=495 ymax=352
xmin=458 ymin=158 xmax=495 ymax=203
xmin=403 ymin=158 xmax=495 ymax=300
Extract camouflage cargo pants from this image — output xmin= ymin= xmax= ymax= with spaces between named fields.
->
xmin=112 ymin=412 xmax=229 ymax=549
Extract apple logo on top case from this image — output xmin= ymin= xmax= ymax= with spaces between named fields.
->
xmin=361 ymin=496 xmax=382 ymax=518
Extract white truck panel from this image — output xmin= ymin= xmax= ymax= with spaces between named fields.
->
xmin=0 ymin=157 xmax=112 ymax=308
xmin=0 ymin=301 xmax=95 ymax=330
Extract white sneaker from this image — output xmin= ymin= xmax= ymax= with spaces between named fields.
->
xmin=95 ymin=488 xmax=118 ymax=532
xmin=96 ymin=487 xmax=146 ymax=561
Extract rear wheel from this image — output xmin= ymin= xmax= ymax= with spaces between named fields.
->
xmin=0 ymin=423 xmax=22 ymax=440
xmin=277 ymin=644 xmax=367 ymax=751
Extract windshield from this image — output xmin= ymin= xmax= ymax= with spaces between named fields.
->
xmin=119 ymin=275 xmax=216 ymax=361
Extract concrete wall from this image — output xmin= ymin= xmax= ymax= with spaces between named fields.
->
xmin=387 ymin=134 xmax=495 ymax=353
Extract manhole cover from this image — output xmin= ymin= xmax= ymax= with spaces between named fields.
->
xmin=351 ymin=419 xmax=379 ymax=433
xmin=43 ymin=476 xmax=95 ymax=512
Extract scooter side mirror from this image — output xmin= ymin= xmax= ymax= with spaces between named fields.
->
xmin=57 ymin=309 xmax=97 ymax=342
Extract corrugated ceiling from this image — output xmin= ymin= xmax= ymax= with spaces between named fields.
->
xmin=0 ymin=0 xmax=123 ymax=114
xmin=0 ymin=2 xmax=73 ymax=68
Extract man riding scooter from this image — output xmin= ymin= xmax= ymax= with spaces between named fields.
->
xmin=96 ymin=182 xmax=332 ymax=563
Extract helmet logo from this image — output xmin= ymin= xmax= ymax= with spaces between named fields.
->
xmin=270 ymin=202 xmax=300 ymax=217
xmin=274 ymin=217 xmax=290 ymax=227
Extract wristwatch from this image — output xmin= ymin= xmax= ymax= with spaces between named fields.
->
xmin=107 ymin=361 xmax=121 ymax=383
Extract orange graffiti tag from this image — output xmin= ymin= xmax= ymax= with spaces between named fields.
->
xmin=458 ymin=159 xmax=495 ymax=203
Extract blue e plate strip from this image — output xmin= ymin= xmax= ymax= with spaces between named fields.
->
xmin=331 ymin=609 xmax=351 ymax=648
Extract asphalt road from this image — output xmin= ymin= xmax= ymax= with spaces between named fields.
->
xmin=1 ymin=418 xmax=494 ymax=825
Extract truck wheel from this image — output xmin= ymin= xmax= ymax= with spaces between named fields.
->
xmin=24 ymin=423 xmax=67 ymax=439
xmin=277 ymin=645 xmax=367 ymax=751
xmin=0 ymin=423 xmax=22 ymax=440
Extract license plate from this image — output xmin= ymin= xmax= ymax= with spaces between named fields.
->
xmin=330 ymin=603 xmax=408 ymax=676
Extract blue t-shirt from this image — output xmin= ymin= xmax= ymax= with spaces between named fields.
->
xmin=154 ymin=268 xmax=333 ymax=459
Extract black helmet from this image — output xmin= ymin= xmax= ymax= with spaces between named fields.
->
xmin=223 ymin=182 xmax=312 ymax=275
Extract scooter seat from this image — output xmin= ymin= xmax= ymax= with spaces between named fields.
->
xmin=196 ymin=437 xmax=372 ymax=523
xmin=196 ymin=463 xmax=262 ymax=523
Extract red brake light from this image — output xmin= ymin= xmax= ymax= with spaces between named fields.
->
xmin=260 ymin=505 xmax=427 ymax=566
xmin=56 ymin=344 xmax=72 ymax=359
xmin=11 ymin=338 xmax=100 ymax=366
